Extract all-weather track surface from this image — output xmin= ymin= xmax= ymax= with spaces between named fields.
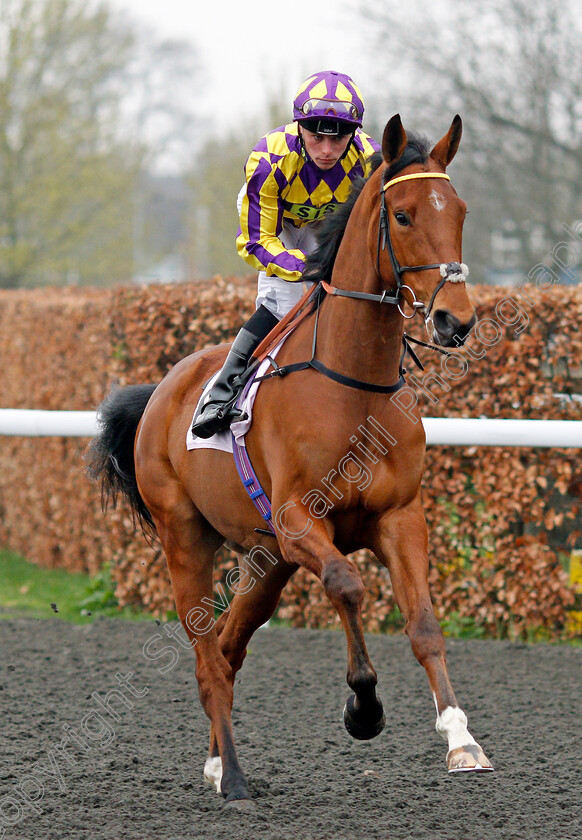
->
xmin=0 ymin=618 xmax=580 ymax=840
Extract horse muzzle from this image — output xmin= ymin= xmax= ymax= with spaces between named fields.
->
xmin=431 ymin=309 xmax=477 ymax=347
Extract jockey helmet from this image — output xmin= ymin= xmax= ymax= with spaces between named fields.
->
xmin=293 ymin=70 xmax=364 ymax=136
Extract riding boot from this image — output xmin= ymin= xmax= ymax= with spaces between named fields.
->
xmin=191 ymin=304 xmax=278 ymax=438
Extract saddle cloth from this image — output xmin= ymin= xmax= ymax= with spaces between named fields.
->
xmin=186 ymin=339 xmax=285 ymax=454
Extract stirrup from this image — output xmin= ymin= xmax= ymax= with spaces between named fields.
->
xmin=191 ymin=397 xmax=245 ymax=438
xmin=191 ymin=309 xmax=278 ymax=438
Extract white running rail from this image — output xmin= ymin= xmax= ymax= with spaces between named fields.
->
xmin=0 ymin=410 xmax=99 ymax=437
xmin=0 ymin=410 xmax=581 ymax=447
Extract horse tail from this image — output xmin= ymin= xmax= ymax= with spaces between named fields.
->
xmin=86 ymin=384 xmax=157 ymax=536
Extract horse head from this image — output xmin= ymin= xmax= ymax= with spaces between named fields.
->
xmin=378 ymin=114 xmax=476 ymax=347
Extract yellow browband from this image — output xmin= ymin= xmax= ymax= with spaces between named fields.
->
xmin=383 ymin=172 xmax=451 ymax=192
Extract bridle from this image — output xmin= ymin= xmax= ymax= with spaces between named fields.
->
xmin=324 ymin=169 xmax=469 ymax=322
xmin=255 ymin=168 xmax=470 ymax=395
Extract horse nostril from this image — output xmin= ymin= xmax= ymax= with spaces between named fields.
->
xmin=433 ymin=311 xmax=476 ymax=345
xmin=454 ymin=313 xmax=477 ymax=343
xmin=433 ymin=309 xmax=460 ymax=340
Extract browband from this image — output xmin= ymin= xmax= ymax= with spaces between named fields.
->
xmin=383 ymin=172 xmax=450 ymax=192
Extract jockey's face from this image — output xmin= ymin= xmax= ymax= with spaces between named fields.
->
xmin=299 ymin=126 xmax=353 ymax=170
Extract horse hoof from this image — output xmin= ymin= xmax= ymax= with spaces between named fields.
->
xmin=343 ymin=693 xmax=385 ymax=741
xmin=224 ymin=798 xmax=257 ymax=812
xmin=447 ymin=744 xmax=494 ymax=773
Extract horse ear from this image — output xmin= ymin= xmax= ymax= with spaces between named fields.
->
xmin=430 ymin=115 xmax=463 ymax=169
xmin=382 ymin=114 xmax=408 ymax=165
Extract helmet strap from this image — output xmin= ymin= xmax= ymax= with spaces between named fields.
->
xmin=298 ymin=126 xmax=309 ymax=161
xmin=340 ymin=131 xmax=357 ymax=160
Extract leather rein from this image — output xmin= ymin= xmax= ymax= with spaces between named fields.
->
xmin=256 ymin=170 xmax=469 ymax=394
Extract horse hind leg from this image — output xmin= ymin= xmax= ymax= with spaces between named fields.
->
xmin=148 ymin=498 xmax=256 ymax=807
xmin=206 ymin=546 xmax=297 ymax=789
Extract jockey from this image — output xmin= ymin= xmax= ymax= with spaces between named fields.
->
xmin=192 ymin=70 xmax=380 ymax=438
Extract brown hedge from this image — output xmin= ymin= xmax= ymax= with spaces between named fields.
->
xmin=0 ymin=279 xmax=579 ymax=638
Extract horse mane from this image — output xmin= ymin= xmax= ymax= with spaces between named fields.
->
xmin=303 ymin=133 xmax=431 ymax=286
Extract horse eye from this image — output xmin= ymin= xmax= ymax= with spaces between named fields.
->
xmin=394 ymin=211 xmax=410 ymax=226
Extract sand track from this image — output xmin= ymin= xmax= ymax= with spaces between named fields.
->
xmin=1 ymin=619 xmax=580 ymax=840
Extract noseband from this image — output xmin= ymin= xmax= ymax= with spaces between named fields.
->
xmin=324 ymin=170 xmax=469 ymax=321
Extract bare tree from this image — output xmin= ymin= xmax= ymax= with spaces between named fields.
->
xmin=186 ymin=99 xmax=290 ymax=280
xmin=352 ymin=0 xmax=582 ymax=282
xmin=0 ymin=0 xmax=199 ymax=287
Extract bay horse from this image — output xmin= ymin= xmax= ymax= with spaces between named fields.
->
xmin=88 ymin=114 xmax=493 ymax=809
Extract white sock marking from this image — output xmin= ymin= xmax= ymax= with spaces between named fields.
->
xmin=433 ymin=698 xmax=478 ymax=751
xmin=203 ymin=756 xmax=223 ymax=794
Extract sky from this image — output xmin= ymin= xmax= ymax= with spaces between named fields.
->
xmin=108 ymin=0 xmax=378 ymax=137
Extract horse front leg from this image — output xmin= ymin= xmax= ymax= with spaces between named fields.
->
xmin=372 ymin=495 xmax=493 ymax=773
xmin=278 ymin=506 xmax=385 ymax=741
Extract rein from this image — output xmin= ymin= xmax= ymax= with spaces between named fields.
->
xmin=255 ymin=288 xmax=406 ymax=394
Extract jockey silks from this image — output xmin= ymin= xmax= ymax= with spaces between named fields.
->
xmin=236 ymin=122 xmax=379 ymax=283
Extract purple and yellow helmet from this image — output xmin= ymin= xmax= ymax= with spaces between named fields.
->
xmin=293 ymin=70 xmax=365 ymax=136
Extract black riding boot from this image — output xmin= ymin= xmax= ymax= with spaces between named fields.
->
xmin=191 ymin=304 xmax=278 ymax=439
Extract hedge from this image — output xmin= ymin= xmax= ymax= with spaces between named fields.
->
xmin=0 ymin=278 xmax=579 ymax=638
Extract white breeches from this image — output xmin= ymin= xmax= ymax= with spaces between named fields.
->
xmin=237 ymin=184 xmax=318 ymax=319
